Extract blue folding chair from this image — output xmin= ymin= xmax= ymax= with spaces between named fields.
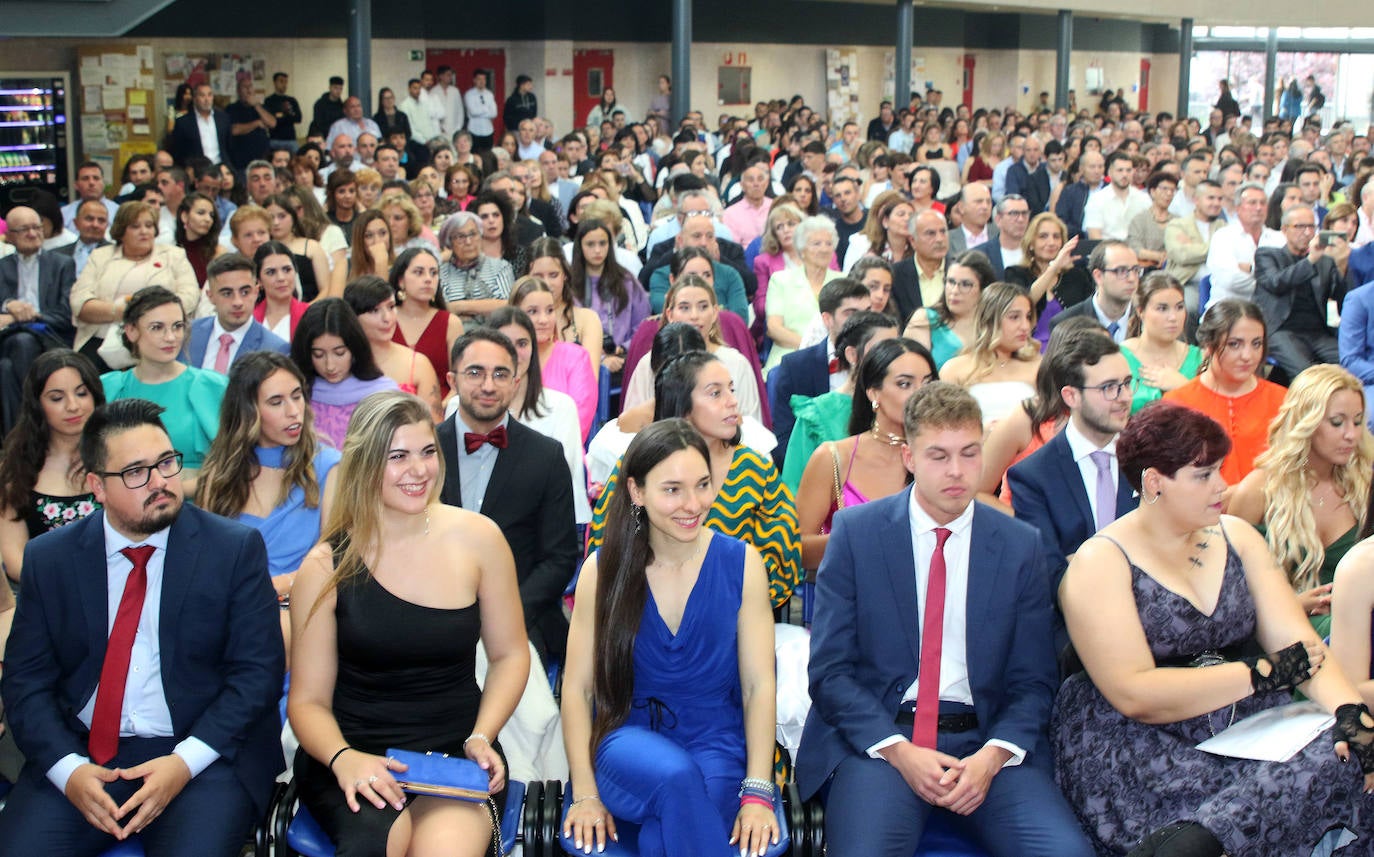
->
xmin=274 ymin=778 xmax=525 ymax=856
xmin=556 ymin=782 xmax=790 ymax=856
xmin=1197 ymin=274 xmax=1212 ymax=315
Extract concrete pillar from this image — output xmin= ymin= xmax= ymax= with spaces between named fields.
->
xmin=1055 ymin=10 xmax=1073 ymax=111
xmin=347 ymin=0 xmax=372 ymax=113
xmin=895 ymin=0 xmax=913 ymax=108
xmin=671 ymin=0 xmax=692 ymax=125
xmin=1178 ymin=18 xmax=1193 ymax=118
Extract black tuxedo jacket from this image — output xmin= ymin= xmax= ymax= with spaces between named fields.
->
xmin=437 ymin=415 xmax=578 ymax=663
xmin=2 ymin=506 xmax=285 ymax=813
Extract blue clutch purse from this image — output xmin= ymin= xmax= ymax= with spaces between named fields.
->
xmin=385 ymin=748 xmax=490 ymax=801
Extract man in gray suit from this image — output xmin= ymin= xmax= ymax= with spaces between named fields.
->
xmin=946 ymin=183 xmax=997 ymax=256
xmin=52 ymin=200 xmax=113 ymax=276
xmin=0 ymin=206 xmax=77 ymax=431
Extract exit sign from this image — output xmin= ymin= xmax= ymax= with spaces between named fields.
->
xmin=410 ymin=50 xmax=424 ymax=61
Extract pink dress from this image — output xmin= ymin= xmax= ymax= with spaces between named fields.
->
xmin=541 ymin=340 xmax=597 ymax=441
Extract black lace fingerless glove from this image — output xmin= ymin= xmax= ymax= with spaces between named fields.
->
xmin=1242 ymin=641 xmax=1314 ymax=693
xmin=1333 ymin=703 xmax=1374 ymax=776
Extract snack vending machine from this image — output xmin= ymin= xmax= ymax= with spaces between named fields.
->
xmin=0 ymin=72 xmax=74 ymax=204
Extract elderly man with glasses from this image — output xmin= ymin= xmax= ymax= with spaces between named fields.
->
xmin=1255 ymin=204 xmax=1353 ymax=380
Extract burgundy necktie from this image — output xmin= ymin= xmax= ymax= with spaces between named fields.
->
xmin=912 ymin=527 xmax=952 ymax=750
xmin=463 ymin=425 xmax=508 ymax=454
xmin=88 ymin=545 xmax=156 ymax=765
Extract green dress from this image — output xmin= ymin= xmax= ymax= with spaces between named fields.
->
xmin=100 ymin=367 xmax=229 ymax=469
xmin=1120 ymin=344 xmax=1203 ymax=414
xmin=919 ymin=308 xmax=965 ymax=370
xmin=781 ymin=391 xmax=852 ymax=493
xmin=1257 ymin=521 xmax=1360 ymax=638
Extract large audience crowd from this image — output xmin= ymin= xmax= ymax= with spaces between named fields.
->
xmin=4 ymin=65 xmax=1374 ymax=856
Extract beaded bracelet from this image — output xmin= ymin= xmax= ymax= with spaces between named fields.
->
xmin=463 ymin=733 xmax=490 ymax=748
xmin=739 ymin=777 xmax=775 ymax=796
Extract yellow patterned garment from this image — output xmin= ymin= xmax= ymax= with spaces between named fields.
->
xmin=589 ymin=445 xmax=803 ymax=608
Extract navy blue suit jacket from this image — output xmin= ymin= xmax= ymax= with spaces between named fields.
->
xmin=796 ymin=492 xmax=1058 ymax=800
xmin=767 ymin=339 xmax=829 ymax=469
xmin=1006 ymin=428 xmax=1139 ymax=596
xmin=182 ymin=316 xmax=290 ymax=369
xmin=1350 ymin=242 xmax=1374 ymax=292
xmin=169 ymin=110 xmax=232 ymax=166
xmin=1 ymin=506 xmax=285 ymax=813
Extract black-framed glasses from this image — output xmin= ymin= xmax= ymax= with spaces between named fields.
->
xmin=1076 ymin=377 xmax=1137 ymax=401
xmin=1102 ymin=265 xmax=1147 ymax=279
xmin=97 ymin=452 xmax=184 ymax=489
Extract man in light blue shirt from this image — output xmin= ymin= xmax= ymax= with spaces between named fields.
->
xmin=991 ymin=132 xmax=1025 ymax=204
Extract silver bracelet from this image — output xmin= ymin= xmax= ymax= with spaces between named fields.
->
xmin=463 ymin=732 xmax=491 ymax=748
xmin=571 ymin=794 xmax=601 ymax=806
xmin=740 ymin=777 xmax=775 ymax=794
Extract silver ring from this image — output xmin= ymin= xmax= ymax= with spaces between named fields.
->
xmin=368 ymin=775 xmax=379 ymax=784
xmin=594 ymin=816 xmax=604 ymax=824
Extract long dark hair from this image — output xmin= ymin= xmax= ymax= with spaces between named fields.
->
xmin=0 ymin=350 xmax=105 ymax=517
xmin=485 ymin=306 xmax=545 ymax=419
xmin=173 ymin=192 xmax=222 ymax=269
xmin=650 ymin=322 xmax=706 ymax=374
xmin=198 ymin=352 xmax=322 ymax=518
xmin=570 ymin=218 xmax=634 ymax=314
xmin=389 ymin=247 xmax=447 ymax=310
xmin=527 ymin=236 xmax=581 ymax=336
xmin=1023 ymin=316 xmax=1108 ymax=427
xmin=847 ymin=338 xmax=937 ymax=436
xmin=471 ymin=190 xmax=516 ymax=262
xmin=591 ymin=418 xmax=710 ymax=753
xmin=291 ymin=298 xmax=385 ymax=390
xmin=654 ymin=350 xmax=741 ymax=447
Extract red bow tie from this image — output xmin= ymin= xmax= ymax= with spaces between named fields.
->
xmin=463 ymin=425 xmax=508 ymax=454
xmin=828 ymin=357 xmax=840 ymax=374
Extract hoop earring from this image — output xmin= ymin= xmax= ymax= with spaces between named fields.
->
xmin=1144 ymin=490 xmax=1161 ymax=505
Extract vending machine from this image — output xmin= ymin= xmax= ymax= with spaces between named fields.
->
xmin=0 ymin=72 xmax=74 ymax=206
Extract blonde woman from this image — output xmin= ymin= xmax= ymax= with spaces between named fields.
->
xmin=288 ymin=391 xmax=529 ymax=857
xmin=379 ymin=190 xmax=439 ymax=254
xmin=1004 ymin=212 xmax=1092 ymax=342
xmin=939 ymin=281 xmax=1041 ymax=427
xmin=1228 ymin=364 xmax=1373 ymax=636
xmin=352 ymin=166 xmax=383 ymax=211
xmin=752 ymin=203 xmax=804 ymax=324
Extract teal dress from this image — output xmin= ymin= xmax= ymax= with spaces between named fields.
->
xmin=919 ymin=308 xmax=964 ymax=370
xmin=1257 ymin=521 xmax=1360 ymax=638
xmin=100 ymin=367 xmax=229 ymax=469
xmin=1120 ymin=344 xmax=1203 ymax=414
xmin=781 ymin=392 xmax=852 ymax=493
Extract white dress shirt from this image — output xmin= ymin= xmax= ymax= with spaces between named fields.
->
xmin=1204 ymin=222 xmax=1286 ymax=307
xmin=1063 ymin=418 xmax=1118 ymax=525
xmin=15 ymin=251 xmax=40 ymax=308
xmin=195 ymin=111 xmax=221 ymax=164
xmin=866 ymin=495 xmax=1025 ymax=767
xmin=434 ymin=84 xmax=466 ymax=138
xmin=464 ymin=88 xmax=496 ymax=137
xmin=1089 ymin=297 xmax=1132 ymax=342
xmin=1082 ymin=185 xmax=1151 ymax=241
xmin=47 ymin=518 xmax=219 ymax=792
xmin=200 ymin=318 xmax=250 ymax=371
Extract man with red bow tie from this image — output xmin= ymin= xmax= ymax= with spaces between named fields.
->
xmin=436 ymin=328 xmax=577 ymax=665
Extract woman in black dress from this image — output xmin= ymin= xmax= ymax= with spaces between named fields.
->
xmin=288 ymin=390 xmax=530 ymax=856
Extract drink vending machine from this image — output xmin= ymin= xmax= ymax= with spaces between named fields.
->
xmin=0 ymin=72 xmax=74 ymax=209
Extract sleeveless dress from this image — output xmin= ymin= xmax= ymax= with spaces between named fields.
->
xmin=918 ymin=308 xmax=964 ymax=369
xmin=294 ymin=566 xmax=506 ymax=855
xmin=1120 ymin=344 xmax=1204 ymax=414
xmin=820 ymin=440 xmax=871 ymax=533
xmin=294 ymin=241 xmax=320 ymax=302
xmin=595 ymin=535 xmax=747 ymax=853
xmin=25 ymin=491 xmax=99 ymax=540
xmin=967 ymin=380 xmax=1035 ymax=428
xmin=1053 ymin=531 xmax=1370 ymax=856
xmin=393 ymin=311 xmax=452 ymax=398
xmin=1256 ymin=521 xmax=1360 ymax=640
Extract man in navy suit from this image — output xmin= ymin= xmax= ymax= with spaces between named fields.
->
xmin=182 ymin=253 xmax=289 ymax=374
xmin=767 ymin=278 xmax=870 ymax=468
xmin=798 ymin=383 xmax=1091 ymax=857
xmin=169 ymin=84 xmax=231 ymax=167
xmin=0 ymin=399 xmax=285 ymax=856
xmin=0 ymin=205 xmax=77 ymax=432
xmin=1004 ymin=135 xmax=1051 ymax=214
xmin=1008 ymin=332 xmax=1138 ymax=603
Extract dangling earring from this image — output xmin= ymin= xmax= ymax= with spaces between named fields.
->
xmin=632 ymin=504 xmax=644 ymax=534
xmin=1144 ymin=490 xmax=1160 ymax=505
xmin=396 ymin=289 xmax=406 ymax=304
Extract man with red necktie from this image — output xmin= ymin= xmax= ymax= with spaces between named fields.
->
xmin=436 ymin=328 xmax=577 ymax=666
xmin=797 ymin=382 xmax=1092 ymax=856
xmin=0 ymin=398 xmax=284 ymax=856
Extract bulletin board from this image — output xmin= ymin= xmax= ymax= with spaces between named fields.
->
xmin=77 ymin=44 xmax=159 ymax=184
xmin=826 ymin=50 xmax=861 ymax=127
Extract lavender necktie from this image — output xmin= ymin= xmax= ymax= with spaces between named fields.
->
xmin=1090 ymin=450 xmax=1116 ymax=531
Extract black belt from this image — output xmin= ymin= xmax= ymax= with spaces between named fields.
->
xmin=893 ymin=710 xmax=979 ymax=733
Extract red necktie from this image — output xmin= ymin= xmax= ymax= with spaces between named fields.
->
xmin=213 ymin=332 xmax=234 ymax=374
xmin=463 ymin=425 xmax=508 ymax=454
xmin=912 ymin=527 xmax=952 ymax=750
xmin=88 ymin=545 xmax=156 ymax=766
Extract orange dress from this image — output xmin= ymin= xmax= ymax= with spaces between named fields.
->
xmin=1162 ymin=377 xmax=1288 ymax=485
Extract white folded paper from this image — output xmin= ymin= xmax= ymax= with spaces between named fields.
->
xmin=1196 ymin=701 xmax=1333 ymax=763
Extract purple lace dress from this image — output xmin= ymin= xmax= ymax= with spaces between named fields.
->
xmin=1052 ymin=530 xmax=1372 ymax=856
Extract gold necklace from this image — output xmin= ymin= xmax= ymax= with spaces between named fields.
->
xmin=870 ymin=424 xmax=904 ymax=447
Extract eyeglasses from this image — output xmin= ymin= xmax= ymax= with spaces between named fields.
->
xmin=947 ymin=278 xmax=980 ymax=292
xmin=453 ymin=230 xmax=481 ymax=242
xmin=458 ymin=366 xmax=514 ymax=384
xmin=1075 ymin=377 xmax=1137 ymax=401
xmin=9 ymin=224 xmax=42 ymax=234
xmin=1101 ymin=265 xmax=1146 ymax=279
xmin=96 ymin=452 xmax=184 ymax=489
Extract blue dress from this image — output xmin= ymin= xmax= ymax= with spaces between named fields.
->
xmin=238 ymin=445 xmax=342 ymax=577
xmin=593 ymin=533 xmax=747 ymax=857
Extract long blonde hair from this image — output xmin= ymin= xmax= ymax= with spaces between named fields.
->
xmin=1254 ymin=365 xmax=1374 ymax=591
xmin=309 ymin=391 xmax=443 ymax=621
xmin=961 ymin=281 xmax=1038 ymax=383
